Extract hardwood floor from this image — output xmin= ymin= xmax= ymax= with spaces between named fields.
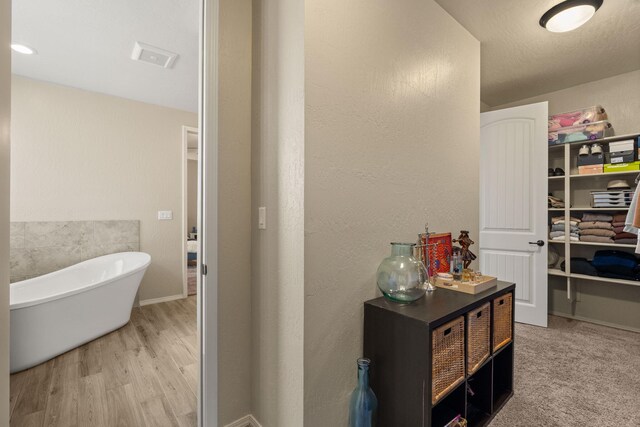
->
xmin=10 ymin=296 xmax=198 ymax=427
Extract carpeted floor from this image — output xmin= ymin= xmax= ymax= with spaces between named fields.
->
xmin=489 ymin=316 xmax=640 ymax=426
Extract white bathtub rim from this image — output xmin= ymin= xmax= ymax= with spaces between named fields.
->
xmin=10 ymin=251 xmax=151 ymax=310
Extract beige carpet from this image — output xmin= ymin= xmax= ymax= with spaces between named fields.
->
xmin=490 ymin=316 xmax=640 ymax=426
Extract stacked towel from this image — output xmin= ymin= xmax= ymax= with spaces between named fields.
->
xmin=549 ymin=216 xmax=581 ymax=241
xmin=548 ymin=195 xmax=565 ymax=208
xmin=579 ymin=213 xmax=614 ymax=244
xmin=613 ymin=213 xmax=637 ymax=245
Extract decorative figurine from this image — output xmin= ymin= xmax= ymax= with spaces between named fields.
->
xmin=453 ymin=230 xmax=477 ymax=269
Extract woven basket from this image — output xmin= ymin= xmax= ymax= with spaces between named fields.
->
xmin=466 ymin=302 xmax=490 ymax=374
xmin=493 ymin=293 xmax=513 ymax=352
xmin=431 ymin=316 xmax=465 ymax=404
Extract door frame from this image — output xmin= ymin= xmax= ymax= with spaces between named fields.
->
xmin=199 ymin=0 xmax=219 ymax=425
xmin=182 ymin=125 xmax=199 ymax=299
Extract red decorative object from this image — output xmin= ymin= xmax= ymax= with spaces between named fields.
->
xmin=425 ymin=232 xmax=452 ymax=277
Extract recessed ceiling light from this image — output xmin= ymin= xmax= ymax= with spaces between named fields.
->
xmin=540 ymin=0 xmax=603 ymax=33
xmin=10 ymin=44 xmax=37 ymax=55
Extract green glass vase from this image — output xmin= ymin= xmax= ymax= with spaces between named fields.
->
xmin=376 ymin=242 xmax=427 ymax=303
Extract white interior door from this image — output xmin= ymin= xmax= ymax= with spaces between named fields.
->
xmin=200 ymin=0 xmax=218 ymax=425
xmin=480 ymin=102 xmax=548 ymax=327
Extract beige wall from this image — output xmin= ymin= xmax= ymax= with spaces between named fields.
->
xmin=219 ymin=0 xmax=253 ymax=424
xmin=490 ymin=69 xmax=640 ymax=135
xmin=10 ymin=76 xmax=197 ymax=302
xmin=304 ymin=0 xmax=479 ymax=425
xmin=251 ymin=0 xmax=305 ymax=425
xmin=187 ymin=159 xmax=197 ymax=233
xmin=0 ymin=0 xmax=11 ymax=422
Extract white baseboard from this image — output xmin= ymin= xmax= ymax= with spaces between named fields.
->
xmin=224 ymin=414 xmax=262 ymax=427
xmin=139 ymin=293 xmax=185 ymax=306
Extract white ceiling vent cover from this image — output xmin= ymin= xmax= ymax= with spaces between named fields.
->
xmin=131 ymin=42 xmax=178 ymax=69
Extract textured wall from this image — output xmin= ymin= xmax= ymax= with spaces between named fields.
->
xmin=304 ymin=0 xmax=480 ymax=425
xmin=490 ymin=70 xmax=640 ymax=135
xmin=251 ymin=0 xmax=305 ymax=425
xmin=0 ymin=0 xmax=11 ymax=421
xmin=10 ymin=77 xmax=197 ymax=302
xmin=218 ymin=0 xmax=253 ymax=424
xmin=9 ymin=220 xmax=140 ymax=282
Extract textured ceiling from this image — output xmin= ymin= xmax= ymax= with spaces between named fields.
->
xmin=436 ymin=0 xmax=640 ymax=106
xmin=12 ymin=0 xmax=199 ymax=112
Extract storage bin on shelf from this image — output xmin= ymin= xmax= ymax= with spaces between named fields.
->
xmin=466 ymin=302 xmax=490 ymax=375
xmin=604 ymin=161 xmax=640 ymax=173
xmin=549 ymin=120 xmax=612 ymax=145
xmin=549 ymin=105 xmax=607 ymax=129
xmin=431 ymin=316 xmax=465 ymax=404
xmin=579 ymin=165 xmax=603 ymax=175
xmin=492 ymin=293 xmax=512 ymax=352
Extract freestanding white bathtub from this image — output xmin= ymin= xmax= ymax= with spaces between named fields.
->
xmin=10 ymin=252 xmax=151 ymax=373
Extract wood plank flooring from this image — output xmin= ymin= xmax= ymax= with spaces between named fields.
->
xmin=10 ymin=296 xmax=198 ymax=427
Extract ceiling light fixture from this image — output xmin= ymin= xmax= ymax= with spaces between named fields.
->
xmin=10 ymin=43 xmax=37 ymax=55
xmin=540 ymin=0 xmax=603 ymax=33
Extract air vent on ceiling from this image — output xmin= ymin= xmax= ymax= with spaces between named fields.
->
xmin=131 ymin=41 xmax=178 ymax=69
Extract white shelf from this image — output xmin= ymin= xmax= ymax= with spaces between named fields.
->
xmin=548 ymin=269 xmax=640 ymax=287
xmin=570 ymin=207 xmax=629 ymax=211
xmin=548 ymin=269 xmax=567 ymax=277
xmin=570 ymin=241 xmax=636 ymax=248
xmin=562 ymin=132 xmax=640 ymax=148
xmin=548 ymin=134 xmax=640 ymax=290
xmin=570 ymin=273 xmax=640 ymax=287
xmin=570 ymin=170 xmax=639 ymax=179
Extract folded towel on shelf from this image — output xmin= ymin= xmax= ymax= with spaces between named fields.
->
xmin=551 ymin=235 xmax=579 ymax=242
xmin=613 ymin=214 xmax=628 ymax=223
xmin=615 ymin=232 xmax=638 ymax=240
xmin=615 ymin=239 xmax=638 ymax=245
xmin=580 ymin=229 xmax=616 ymax=237
xmin=548 ymin=195 xmax=565 ymax=208
xmin=560 ymin=258 xmax=599 ymax=276
xmin=582 ymin=213 xmax=613 ymax=222
xmin=579 ymin=235 xmax=615 ymax=244
xmin=552 ymin=216 xmax=581 ymax=224
xmin=549 ymin=231 xmax=565 ymax=238
xmin=592 ymin=250 xmax=640 ymax=277
xmin=614 ymin=226 xmax=625 ymax=234
xmin=554 ymin=220 xmax=580 ymax=227
xmin=578 ymin=221 xmax=613 ymax=230
xmin=550 ymin=224 xmax=580 ymax=233
xmin=612 ymin=221 xmax=626 ymax=228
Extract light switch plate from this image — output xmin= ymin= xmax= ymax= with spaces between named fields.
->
xmin=258 ymin=207 xmax=266 ymax=229
xmin=158 ymin=210 xmax=173 ymax=220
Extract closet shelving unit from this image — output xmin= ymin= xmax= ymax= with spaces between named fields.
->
xmin=548 ymin=133 xmax=640 ymax=295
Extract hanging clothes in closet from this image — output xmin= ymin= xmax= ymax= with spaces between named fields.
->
xmin=623 ymin=174 xmax=640 ymax=254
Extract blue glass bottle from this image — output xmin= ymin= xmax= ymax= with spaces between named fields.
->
xmin=349 ymin=358 xmax=378 ymax=427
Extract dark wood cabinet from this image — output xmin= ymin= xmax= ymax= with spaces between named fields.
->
xmin=364 ymin=281 xmax=515 ymax=427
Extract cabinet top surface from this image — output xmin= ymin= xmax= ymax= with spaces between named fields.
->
xmin=364 ymin=281 xmax=515 ymax=325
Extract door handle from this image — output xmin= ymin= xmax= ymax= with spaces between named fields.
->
xmin=528 ymin=240 xmax=545 ymax=247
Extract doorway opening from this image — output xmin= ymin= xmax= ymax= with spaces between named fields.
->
xmin=183 ymin=125 xmax=200 ymax=297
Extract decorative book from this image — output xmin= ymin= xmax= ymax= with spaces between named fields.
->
xmin=424 ymin=232 xmax=452 ymax=277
